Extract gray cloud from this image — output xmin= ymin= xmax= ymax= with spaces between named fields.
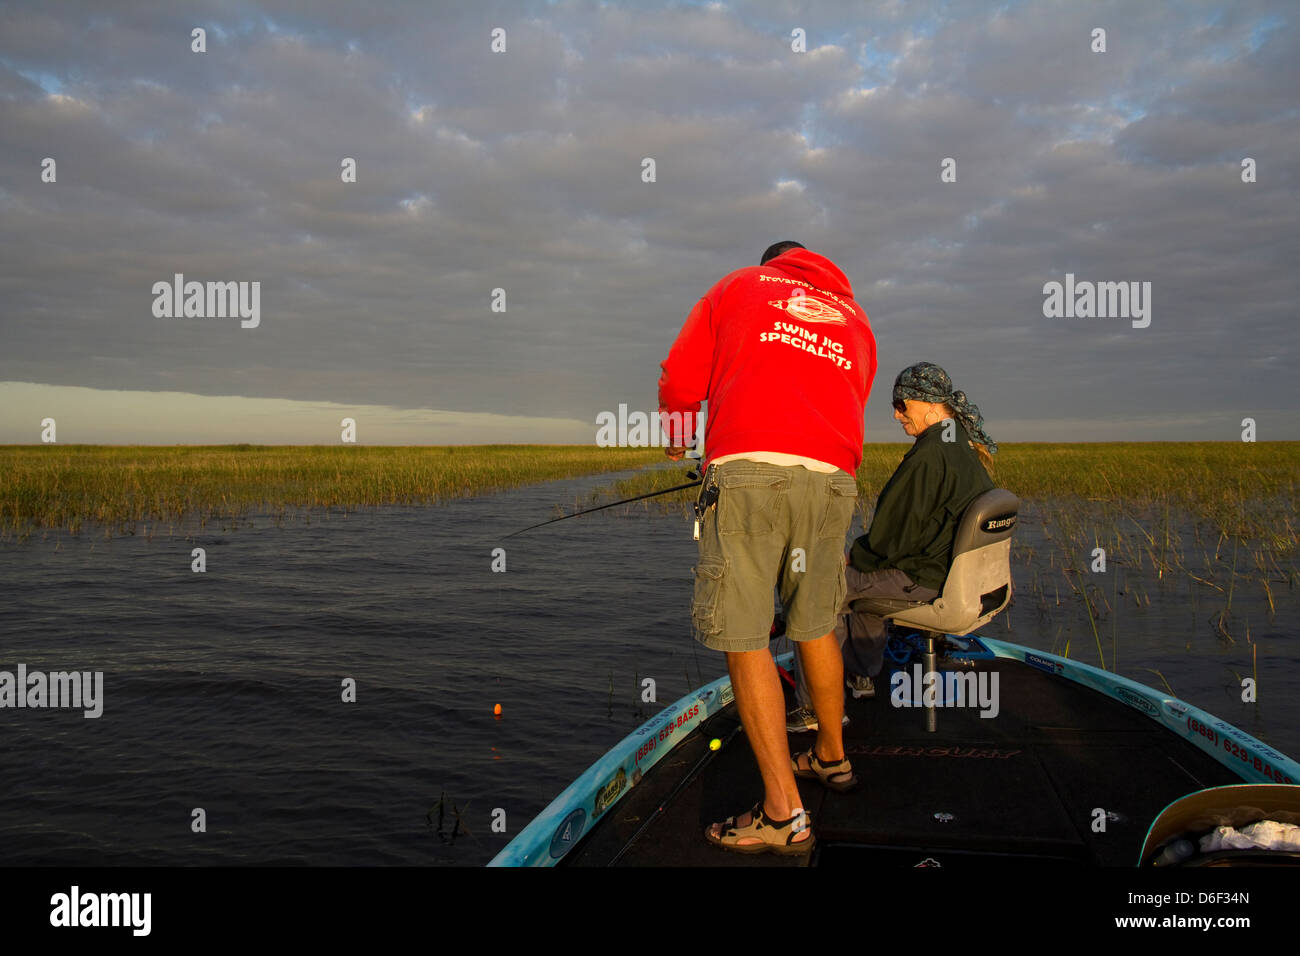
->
xmin=0 ymin=0 xmax=1295 ymax=443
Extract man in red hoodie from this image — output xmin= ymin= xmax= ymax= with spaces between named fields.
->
xmin=659 ymin=241 xmax=876 ymax=853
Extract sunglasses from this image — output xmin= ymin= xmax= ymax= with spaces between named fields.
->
xmin=892 ymin=399 xmax=908 ymax=413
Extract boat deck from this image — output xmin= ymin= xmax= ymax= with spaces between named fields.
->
xmin=562 ymin=655 xmax=1241 ymax=866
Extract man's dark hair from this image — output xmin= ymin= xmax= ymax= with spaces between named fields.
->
xmin=760 ymin=240 xmax=805 ymax=265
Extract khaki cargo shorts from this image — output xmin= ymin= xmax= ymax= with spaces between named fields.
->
xmin=691 ymin=460 xmax=859 ymax=652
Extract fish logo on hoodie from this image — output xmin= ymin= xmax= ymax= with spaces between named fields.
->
xmin=766 ymin=291 xmax=846 ymax=325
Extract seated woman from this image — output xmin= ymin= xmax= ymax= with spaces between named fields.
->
xmin=788 ymin=362 xmax=997 ymax=730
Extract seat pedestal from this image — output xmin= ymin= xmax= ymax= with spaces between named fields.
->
xmin=919 ymin=631 xmax=940 ymax=733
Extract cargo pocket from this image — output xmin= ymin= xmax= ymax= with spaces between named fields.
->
xmin=817 ymin=474 xmax=860 ymax=538
xmin=718 ymin=472 xmax=788 ymax=536
xmin=690 ymin=558 xmax=726 ymax=642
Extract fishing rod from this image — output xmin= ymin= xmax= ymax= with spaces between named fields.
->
xmin=503 ymin=460 xmax=703 ymax=538
xmin=607 ymin=712 xmax=743 ymax=866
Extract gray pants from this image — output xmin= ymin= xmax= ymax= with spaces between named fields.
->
xmin=793 ymin=565 xmax=939 ymax=709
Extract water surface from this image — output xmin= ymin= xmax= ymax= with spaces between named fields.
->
xmin=1 ymin=474 xmax=1294 ymax=866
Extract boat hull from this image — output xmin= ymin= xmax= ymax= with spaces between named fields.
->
xmin=489 ymin=638 xmax=1300 ymax=867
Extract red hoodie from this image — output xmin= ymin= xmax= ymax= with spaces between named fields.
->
xmin=658 ymin=249 xmax=876 ymax=475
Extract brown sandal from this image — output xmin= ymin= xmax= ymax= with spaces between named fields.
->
xmin=792 ymin=749 xmax=859 ymax=792
xmin=704 ymin=802 xmax=815 ymax=855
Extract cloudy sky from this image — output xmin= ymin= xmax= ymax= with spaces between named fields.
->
xmin=1 ymin=0 xmax=1295 ymax=445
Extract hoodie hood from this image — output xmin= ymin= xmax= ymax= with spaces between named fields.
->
xmin=763 ymin=248 xmax=853 ymax=297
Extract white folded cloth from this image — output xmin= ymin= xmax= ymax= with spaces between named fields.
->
xmin=1199 ymin=820 xmax=1300 ymax=852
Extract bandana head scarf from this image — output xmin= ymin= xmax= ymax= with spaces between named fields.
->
xmin=892 ymin=362 xmax=997 ymax=454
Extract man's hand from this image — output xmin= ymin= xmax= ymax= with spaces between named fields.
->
xmin=665 ymin=446 xmax=688 ymax=461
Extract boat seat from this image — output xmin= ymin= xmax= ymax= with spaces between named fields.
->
xmin=851 ymin=487 xmax=1019 ymax=636
xmin=851 ymin=487 xmax=1018 ymax=732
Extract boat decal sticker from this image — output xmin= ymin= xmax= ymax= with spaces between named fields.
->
xmin=1210 ymin=720 xmax=1292 ymax=763
xmin=1023 ymin=652 xmax=1062 ymax=675
xmin=1186 ymin=715 xmax=1219 ymax=746
xmin=1114 ymin=687 xmax=1159 ymax=717
xmin=548 ymin=808 xmax=586 ymax=860
xmin=593 ymin=768 xmax=627 ymax=818
xmin=847 ymin=744 xmax=1020 ymax=760
xmin=634 ymin=734 xmax=658 ymax=764
xmin=1210 ymin=721 xmax=1296 ymax=783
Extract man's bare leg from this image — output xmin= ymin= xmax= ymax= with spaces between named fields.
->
xmin=795 ymin=630 xmax=846 ymax=765
xmin=706 ymin=647 xmax=807 ymax=844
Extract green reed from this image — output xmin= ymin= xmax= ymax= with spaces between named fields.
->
xmin=0 ymin=444 xmax=661 ymax=538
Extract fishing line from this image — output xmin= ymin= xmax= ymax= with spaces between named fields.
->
xmin=502 ymin=467 xmax=702 ymax=538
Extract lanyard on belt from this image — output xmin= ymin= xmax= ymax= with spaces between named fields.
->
xmin=692 ymin=465 xmax=719 ymax=540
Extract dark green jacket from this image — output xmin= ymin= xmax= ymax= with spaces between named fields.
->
xmin=849 ymin=420 xmax=994 ymax=591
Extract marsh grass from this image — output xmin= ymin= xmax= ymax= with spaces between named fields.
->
xmin=0 ymin=444 xmax=661 ymax=539
xmin=602 ymin=442 xmax=1298 ymax=535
